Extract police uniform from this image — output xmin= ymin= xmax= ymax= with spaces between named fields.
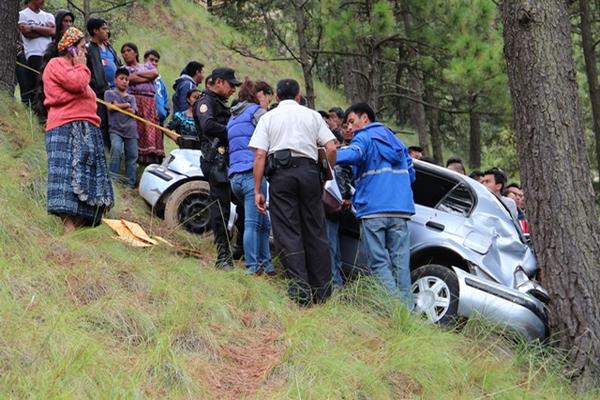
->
xmin=249 ymin=99 xmax=336 ymax=305
xmin=193 ymin=73 xmax=244 ymax=268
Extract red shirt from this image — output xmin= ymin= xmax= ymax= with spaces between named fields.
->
xmin=43 ymin=57 xmax=101 ymax=131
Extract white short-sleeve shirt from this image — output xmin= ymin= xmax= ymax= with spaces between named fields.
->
xmin=249 ymin=100 xmax=335 ymax=161
xmin=19 ymin=7 xmax=55 ymax=59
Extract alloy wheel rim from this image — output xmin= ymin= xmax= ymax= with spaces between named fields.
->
xmin=412 ymin=276 xmax=451 ymax=322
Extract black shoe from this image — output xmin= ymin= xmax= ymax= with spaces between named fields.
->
xmin=231 ymin=245 xmax=244 ymax=261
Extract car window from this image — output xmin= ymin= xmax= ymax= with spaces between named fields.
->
xmin=437 ymin=183 xmax=474 ymax=216
xmin=411 ymin=170 xmax=456 ymax=207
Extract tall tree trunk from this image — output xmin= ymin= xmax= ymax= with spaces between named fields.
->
xmin=469 ymin=97 xmax=481 ymax=170
xmin=401 ymin=1 xmax=429 ymax=154
xmin=83 ymin=0 xmax=91 ymax=24
xmin=425 ymin=86 xmax=444 ymax=164
xmin=502 ymin=0 xmax=600 ymax=390
xmin=207 ymin=0 xmax=213 ymax=12
xmin=293 ymin=0 xmax=315 ymax=109
xmin=579 ymin=0 xmax=600 ymax=180
xmin=0 ymin=0 xmax=19 ymax=92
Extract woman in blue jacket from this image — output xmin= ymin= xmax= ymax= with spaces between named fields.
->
xmin=227 ymin=80 xmax=275 ymax=274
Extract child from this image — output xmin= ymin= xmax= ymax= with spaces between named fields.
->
xmin=105 ymin=67 xmax=138 ymax=188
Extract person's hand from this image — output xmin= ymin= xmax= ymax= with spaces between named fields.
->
xmin=255 ymin=193 xmax=267 ymax=214
xmin=21 ymin=24 xmax=33 ymax=33
xmin=73 ymin=50 xmax=86 ymax=66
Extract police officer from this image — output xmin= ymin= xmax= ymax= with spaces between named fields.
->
xmin=194 ymin=67 xmax=243 ymax=269
xmin=249 ymin=79 xmax=337 ymax=305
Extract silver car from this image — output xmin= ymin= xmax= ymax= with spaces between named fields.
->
xmin=338 ymin=160 xmax=549 ymax=340
xmin=140 ymin=148 xmax=549 ymax=340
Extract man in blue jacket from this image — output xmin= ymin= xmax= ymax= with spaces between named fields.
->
xmin=336 ymin=103 xmax=416 ymax=306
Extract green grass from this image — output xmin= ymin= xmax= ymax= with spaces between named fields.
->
xmin=1 ymin=1 xmax=598 ymax=398
xmin=1 ymin=92 xmax=597 ymax=399
xmin=111 ymin=0 xmax=346 ymax=110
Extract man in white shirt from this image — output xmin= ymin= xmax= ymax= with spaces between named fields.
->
xmin=250 ymin=79 xmax=337 ymax=306
xmin=18 ymin=0 xmax=55 ymax=107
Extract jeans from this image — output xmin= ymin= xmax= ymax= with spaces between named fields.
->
xmin=230 ymin=171 xmax=274 ymax=274
xmin=325 ymin=218 xmax=344 ymax=289
xmin=360 ymin=217 xmax=412 ymax=306
xmin=109 ymin=133 xmax=138 ymax=188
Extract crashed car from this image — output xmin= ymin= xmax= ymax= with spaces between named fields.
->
xmin=338 ymin=160 xmax=549 ymax=340
xmin=140 ymin=146 xmax=549 ymax=340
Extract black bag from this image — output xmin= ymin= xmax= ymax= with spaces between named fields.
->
xmin=201 ymin=137 xmax=229 ymax=183
xmin=265 ymin=149 xmax=292 ymax=178
xmin=210 ymin=153 xmax=229 ymax=183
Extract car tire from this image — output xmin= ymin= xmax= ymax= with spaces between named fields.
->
xmin=164 ymin=180 xmax=211 ymax=234
xmin=411 ymin=264 xmax=460 ymax=325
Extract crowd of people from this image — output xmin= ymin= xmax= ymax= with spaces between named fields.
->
xmin=16 ymin=0 xmax=531 ymax=306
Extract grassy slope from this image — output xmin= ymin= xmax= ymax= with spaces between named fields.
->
xmin=0 ymin=104 xmax=593 ymax=400
xmin=114 ymin=1 xmax=345 ymax=109
xmin=0 ymin=2 xmax=596 ymax=398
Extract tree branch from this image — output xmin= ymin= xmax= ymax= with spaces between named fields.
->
xmin=270 ymin=25 xmax=302 ymax=64
xmin=66 ymin=0 xmax=84 ymax=15
xmin=223 ymin=42 xmax=296 ymax=62
xmin=92 ymin=0 xmax=136 ymax=15
xmin=379 ymin=92 xmax=469 ymax=114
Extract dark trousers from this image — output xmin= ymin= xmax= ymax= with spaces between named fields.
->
xmin=202 ymin=159 xmax=244 ymax=261
xmin=16 ymin=52 xmax=29 ymax=104
xmin=96 ymin=99 xmax=110 ymax=148
xmin=269 ymin=158 xmax=332 ymax=305
xmin=20 ymin=55 xmax=42 ymax=109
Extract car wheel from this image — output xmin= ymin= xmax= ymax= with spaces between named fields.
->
xmin=411 ymin=264 xmax=460 ymax=324
xmin=164 ymin=181 xmax=211 ymax=234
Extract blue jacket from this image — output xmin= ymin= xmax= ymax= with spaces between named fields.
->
xmin=155 ymin=77 xmax=169 ymax=124
xmin=227 ymin=102 xmax=262 ymax=176
xmin=336 ymin=122 xmax=416 ymax=218
xmin=172 ymin=74 xmax=197 ymax=114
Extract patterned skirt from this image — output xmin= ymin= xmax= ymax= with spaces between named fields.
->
xmin=134 ymin=94 xmax=164 ymax=165
xmin=45 ymin=121 xmax=114 ymax=226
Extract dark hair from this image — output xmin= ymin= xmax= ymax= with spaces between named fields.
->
xmin=54 ymin=10 xmax=75 ymax=41
xmin=86 ymin=17 xmax=107 ymax=38
xmin=469 ymin=170 xmax=484 ymax=180
xmin=255 ymin=80 xmax=273 ymax=96
xmin=408 ymin=145 xmax=423 ymax=153
xmin=276 ymin=79 xmax=300 ymax=100
xmin=484 ymin=168 xmax=507 ymax=190
xmin=186 ymin=88 xmax=200 ymax=100
xmin=507 ymin=182 xmax=521 ymax=190
xmin=181 ymin=61 xmax=204 ymax=77
xmin=318 ymin=110 xmax=329 ymax=119
xmin=115 ymin=67 xmax=129 ymax=78
xmin=205 ymin=75 xmax=214 ymax=87
xmin=446 ymin=156 xmax=464 ymax=167
xmin=344 ymin=102 xmax=376 ymax=123
xmin=120 ymin=42 xmax=139 ymax=62
xmin=237 ymin=79 xmax=259 ymax=104
xmin=144 ymin=49 xmax=160 ymax=60
xmin=329 ymin=107 xmax=344 ymax=119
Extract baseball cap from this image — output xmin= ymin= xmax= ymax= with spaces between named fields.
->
xmin=209 ymin=67 xmax=241 ymax=86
